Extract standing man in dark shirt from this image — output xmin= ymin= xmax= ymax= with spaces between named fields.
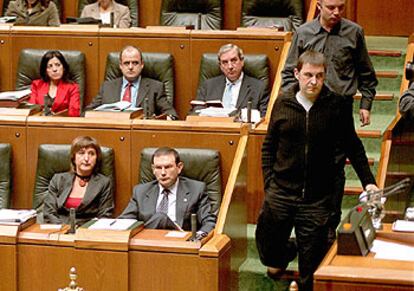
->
xmin=281 ymin=0 xmax=378 ymax=241
xmin=257 ymin=51 xmax=377 ymax=290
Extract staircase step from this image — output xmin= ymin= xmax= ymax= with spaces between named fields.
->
xmin=346 ymin=157 xmax=375 ymax=166
xmin=354 ymin=92 xmax=394 ymax=101
xmin=356 ymin=129 xmax=382 ymax=138
xmin=344 ymin=186 xmax=363 ymax=195
xmin=376 ymin=70 xmax=399 ymax=78
xmin=369 ymin=50 xmax=402 ymax=57
xmin=386 ymin=171 xmax=414 ymax=179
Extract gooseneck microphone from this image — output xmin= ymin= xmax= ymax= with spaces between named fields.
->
xmin=67 ymin=208 xmax=76 ymax=234
xmin=191 ymin=213 xmax=197 ymax=240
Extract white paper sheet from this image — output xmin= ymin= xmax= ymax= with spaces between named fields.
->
xmin=88 ymin=218 xmax=137 ymax=230
xmin=371 ymin=239 xmax=414 ymax=262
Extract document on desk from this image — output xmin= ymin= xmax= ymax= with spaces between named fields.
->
xmin=88 ymin=218 xmax=137 ymax=230
xmin=371 ymin=239 xmax=414 ymax=262
xmin=0 ymin=209 xmax=37 ymax=223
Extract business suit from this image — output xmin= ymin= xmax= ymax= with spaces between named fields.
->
xmin=43 ymin=172 xmax=114 ymax=226
xmin=119 ymin=177 xmax=216 ymax=233
xmin=80 ymin=1 xmax=131 ymax=28
xmin=191 ymin=74 xmax=269 ymax=117
xmin=85 ymin=77 xmax=178 ymax=119
xmin=29 ymin=79 xmax=80 ymax=117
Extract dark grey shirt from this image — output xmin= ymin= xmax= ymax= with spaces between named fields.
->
xmin=400 ymin=82 xmax=414 ymax=119
xmin=281 ymin=17 xmax=378 ymax=110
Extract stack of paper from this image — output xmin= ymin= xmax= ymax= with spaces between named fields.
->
xmin=197 ymin=107 xmax=236 ymax=117
xmin=0 ymin=209 xmax=37 ymax=223
xmin=88 ymin=218 xmax=137 ymax=230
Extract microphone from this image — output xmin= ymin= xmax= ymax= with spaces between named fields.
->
xmin=197 ymin=13 xmax=202 ymax=30
xmin=247 ymin=100 xmax=252 ymax=123
xmin=191 ymin=213 xmax=197 ymax=240
xmin=67 ymin=208 xmax=76 ymax=234
xmin=110 ymin=12 xmax=115 ymax=28
xmin=43 ymin=94 xmax=52 ymax=116
xmin=143 ymin=97 xmax=149 ymax=119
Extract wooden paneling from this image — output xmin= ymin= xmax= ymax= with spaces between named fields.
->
xmin=0 ymin=26 xmax=11 ymax=91
xmin=0 ymin=118 xmax=27 ymax=208
xmin=355 ymin=0 xmax=414 ymax=36
xmin=0 ymin=244 xmax=16 ymax=291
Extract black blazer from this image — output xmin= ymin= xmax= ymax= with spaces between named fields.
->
xmin=119 ymin=177 xmax=216 ymax=233
xmin=43 ymin=172 xmax=114 ymax=225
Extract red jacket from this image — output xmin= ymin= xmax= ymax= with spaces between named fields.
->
xmin=29 ymin=79 xmax=80 ymax=117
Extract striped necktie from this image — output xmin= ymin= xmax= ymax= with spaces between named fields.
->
xmin=157 ymin=188 xmax=170 ymax=214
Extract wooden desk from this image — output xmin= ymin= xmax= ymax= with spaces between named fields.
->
xmin=0 ymin=224 xmax=19 ymax=291
xmin=314 ymin=224 xmax=414 ymax=290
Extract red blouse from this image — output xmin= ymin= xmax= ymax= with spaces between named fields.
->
xmin=29 ymin=79 xmax=81 ymax=117
xmin=65 ymin=197 xmax=82 ymax=209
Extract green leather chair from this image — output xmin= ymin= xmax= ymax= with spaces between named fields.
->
xmin=241 ymin=0 xmax=303 ymax=31
xmin=104 ymin=51 xmax=175 ymax=104
xmin=15 ymin=49 xmax=86 ymax=113
xmin=32 ymin=144 xmax=114 ymax=220
xmin=0 ymin=144 xmax=12 ymax=209
xmin=198 ymin=53 xmax=270 ymax=91
xmin=77 ymin=0 xmax=139 ymax=27
xmin=160 ymin=0 xmax=222 ymax=30
xmin=3 ymin=0 xmax=63 ymax=20
xmin=139 ymin=148 xmax=222 ymax=215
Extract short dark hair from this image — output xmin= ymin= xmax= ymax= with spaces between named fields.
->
xmin=39 ymin=50 xmax=70 ymax=82
xmin=296 ymin=50 xmax=327 ymax=72
xmin=151 ymin=147 xmax=181 ymax=165
xmin=119 ymin=45 xmax=143 ymax=63
xmin=70 ymin=136 xmax=102 ymax=174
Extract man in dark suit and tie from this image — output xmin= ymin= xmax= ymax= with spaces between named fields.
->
xmin=119 ymin=147 xmax=216 ymax=239
xmin=85 ymin=45 xmax=178 ymax=119
xmin=190 ymin=43 xmax=269 ymax=117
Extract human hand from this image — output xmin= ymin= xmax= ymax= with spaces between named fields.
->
xmin=359 ymin=109 xmax=370 ymax=127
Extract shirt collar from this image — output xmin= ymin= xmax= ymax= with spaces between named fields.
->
xmin=313 ymin=16 xmax=342 ymax=35
xmin=226 ymin=71 xmax=244 ymax=86
xmin=122 ymin=76 xmax=141 ymax=88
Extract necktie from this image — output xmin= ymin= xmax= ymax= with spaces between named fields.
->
xmin=222 ymin=82 xmax=234 ymax=108
xmin=122 ymin=82 xmax=132 ymax=102
xmin=157 ymin=189 xmax=170 ymax=214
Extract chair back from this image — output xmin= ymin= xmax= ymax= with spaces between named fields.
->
xmin=77 ymin=0 xmax=139 ymax=27
xmin=160 ymin=0 xmax=222 ymax=30
xmin=0 ymin=144 xmax=11 ymax=208
xmin=139 ymin=148 xmax=222 ymax=215
xmin=198 ymin=53 xmax=270 ymax=90
xmin=104 ymin=52 xmax=175 ymax=104
xmin=32 ymin=144 xmax=114 ymax=214
xmin=241 ymin=0 xmax=303 ymax=31
xmin=16 ymin=49 xmax=86 ymax=112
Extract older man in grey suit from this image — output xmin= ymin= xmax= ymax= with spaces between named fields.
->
xmin=86 ymin=45 xmax=178 ymax=119
xmin=119 ymin=147 xmax=216 ymax=239
xmin=189 ymin=43 xmax=269 ymax=117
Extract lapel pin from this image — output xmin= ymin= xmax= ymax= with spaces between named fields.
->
xmin=183 ymin=198 xmax=188 ymax=202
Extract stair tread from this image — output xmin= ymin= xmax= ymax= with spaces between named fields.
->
xmin=354 ymin=92 xmax=395 ymax=100
xmin=376 ymin=71 xmax=400 ymax=78
xmin=368 ymin=50 xmax=402 ymax=57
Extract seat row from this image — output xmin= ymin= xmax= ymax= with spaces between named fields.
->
xmin=2 ymin=0 xmax=305 ymax=30
xmin=14 ymin=48 xmax=270 ymax=115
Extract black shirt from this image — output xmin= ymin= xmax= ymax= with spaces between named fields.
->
xmin=281 ymin=17 xmax=378 ymax=110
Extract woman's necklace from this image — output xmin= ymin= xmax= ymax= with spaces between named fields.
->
xmin=75 ymin=173 xmax=92 ymax=187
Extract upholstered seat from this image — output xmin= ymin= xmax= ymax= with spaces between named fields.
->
xmin=160 ymin=0 xmax=222 ymax=30
xmin=77 ymin=0 xmax=139 ymax=27
xmin=198 ymin=53 xmax=270 ymax=91
xmin=32 ymin=144 xmax=114 ymax=219
xmin=15 ymin=49 xmax=86 ymax=113
xmin=104 ymin=51 xmax=175 ymax=104
xmin=0 ymin=144 xmax=12 ymax=208
xmin=241 ymin=0 xmax=303 ymax=31
xmin=3 ymin=0 xmax=63 ymax=20
xmin=139 ymin=148 xmax=222 ymax=215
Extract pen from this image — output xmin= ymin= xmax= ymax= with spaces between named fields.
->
xmin=109 ymin=219 xmax=117 ymax=226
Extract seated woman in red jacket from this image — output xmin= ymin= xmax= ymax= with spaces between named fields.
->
xmin=29 ymin=50 xmax=80 ymax=117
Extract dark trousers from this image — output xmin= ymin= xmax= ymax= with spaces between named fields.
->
xmin=256 ymin=198 xmax=330 ymax=291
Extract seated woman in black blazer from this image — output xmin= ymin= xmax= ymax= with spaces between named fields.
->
xmin=43 ymin=136 xmax=114 ymax=225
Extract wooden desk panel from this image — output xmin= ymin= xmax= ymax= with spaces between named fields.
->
xmin=99 ymin=29 xmax=191 ymax=119
xmin=0 ymin=117 xmax=27 ymax=208
xmin=10 ymin=27 xmax=100 ymax=106
xmin=0 ymin=26 xmax=12 ymax=91
xmin=26 ymin=117 xmax=132 ymax=215
xmin=0 ymin=244 xmax=16 ymax=291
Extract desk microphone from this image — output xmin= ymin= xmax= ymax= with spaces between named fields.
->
xmin=43 ymin=94 xmax=52 ymax=116
xmin=110 ymin=12 xmax=115 ymax=28
xmin=197 ymin=13 xmax=202 ymax=30
xmin=143 ymin=97 xmax=149 ymax=119
xmin=68 ymin=208 xmax=76 ymax=234
xmin=191 ymin=213 xmax=197 ymax=240
xmin=247 ymin=100 xmax=252 ymax=123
